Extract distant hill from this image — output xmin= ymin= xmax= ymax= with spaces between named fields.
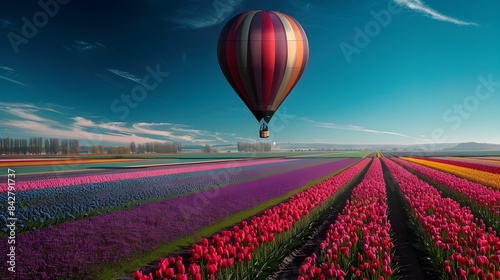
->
xmin=444 ymin=142 xmax=500 ymax=151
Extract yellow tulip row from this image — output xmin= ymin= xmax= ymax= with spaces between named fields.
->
xmin=401 ymin=157 xmax=500 ymax=189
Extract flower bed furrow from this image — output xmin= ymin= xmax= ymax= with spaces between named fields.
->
xmin=0 ymin=158 xmax=359 ymax=279
xmin=384 ymin=158 xmax=500 ymax=279
xmin=298 ymin=158 xmax=395 ymax=280
xmin=132 ymin=159 xmax=371 ymax=280
xmin=401 ymin=157 xmax=500 ymax=189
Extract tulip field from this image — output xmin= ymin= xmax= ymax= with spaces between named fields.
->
xmin=2 ymin=152 xmax=500 ymax=279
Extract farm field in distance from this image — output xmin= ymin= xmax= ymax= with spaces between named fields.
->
xmin=2 ymin=150 xmax=500 ymax=280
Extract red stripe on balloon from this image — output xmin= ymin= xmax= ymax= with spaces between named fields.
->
xmin=261 ymin=11 xmax=275 ymax=111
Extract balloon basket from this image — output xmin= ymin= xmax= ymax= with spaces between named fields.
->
xmin=259 ymin=130 xmax=270 ymax=138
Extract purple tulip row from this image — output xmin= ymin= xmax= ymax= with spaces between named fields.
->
xmin=0 ymin=158 xmax=332 ymax=235
xmin=0 ymin=158 xmax=359 ymax=279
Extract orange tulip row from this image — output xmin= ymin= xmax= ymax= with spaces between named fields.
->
xmin=401 ymin=157 xmax=500 ymax=189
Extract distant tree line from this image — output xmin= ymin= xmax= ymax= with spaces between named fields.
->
xmin=0 ymin=138 xmax=182 ymax=155
xmin=134 ymin=141 xmax=181 ymax=153
xmin=203 ymin=144 xmax=218 ymax=153
xmin=88 ymin=142 xmax=181 ymax=154
xmin=0 ymin=137 xmax=79 ymax=155
xmin=237 ymin=142 xmax=272 ymax=152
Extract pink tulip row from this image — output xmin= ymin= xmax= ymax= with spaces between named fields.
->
xmin=393 ymin=158 xmax=500 ymax=215
xmin=0 ymin=158 xmax=291 ymax=192
xmin=132 ymin=158 xmax=371 ymax=280
xmin=298 ymin=158 xmax=394 ymax=280
xmin=412 ymin=156 xmax=500 ymax=174
xmin=383 ymin=158 xmax=500 ymax=279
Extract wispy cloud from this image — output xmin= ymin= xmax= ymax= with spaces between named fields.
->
xmin=0 ymin=66 xmax=15 ymax=73
xmin=166 ymin=0 xmax=243 ymax=29
xmin=94 ymin=73 xmax=129 ymax=90
xmin=0 ymin=103 xmax=67 ymax=125
xmin=0 ymin=75 xmax=31 ymax=88
xmin=74 ymin=40 xmax=107 ymax=51
xmin=235 ymin=136 xmax=256 ymax=142
xmin=0 ymin=102 xmax=235 ymax=145
xmin=300 ymin=117 xmax=426 ymax=140
xmin=0 ymin=102 xmax=65 ymax=113
xmin=106 ymin=69 xmax=145 ymax=86
xmin=0 ymin=66 xmax=31 ymax=88
xmin=63 ymin=40 xmax=108 ymax=58
xmin=395 ymin=0 xmax=478 ymax=26
xmin=5 ymin=108 xmax=53 ymax=123
xmin=0 ymin=19 xmax=14 ymax=29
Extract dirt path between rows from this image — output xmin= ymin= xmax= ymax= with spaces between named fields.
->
xmin=383 ymin=160 xmax=434 ymax=280
xmin=266 ymin=162 xmax=371 ymax=280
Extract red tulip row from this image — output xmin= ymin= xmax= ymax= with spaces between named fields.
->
xmin=383 ymin=158 xmax=500 ymax=279
xmin=132 ymin=158 xmax=371 ymax=280
xmin=298 ymin=158 xmax=395 ymax=280
xmin=393 ymin=157 xmax=500 ymax=215
xmin=413 ymin=156 xmax=500 ymax=173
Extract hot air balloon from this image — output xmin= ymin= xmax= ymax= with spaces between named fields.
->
xmin=217 ymin=10 xmax=309 ymax=138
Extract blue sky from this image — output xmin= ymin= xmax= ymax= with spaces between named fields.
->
xmin=1 ymin=0 xmax=499 ymax=146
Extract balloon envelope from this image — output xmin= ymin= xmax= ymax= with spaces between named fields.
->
xmin=217 ymin=10 xmax=309 ymax=123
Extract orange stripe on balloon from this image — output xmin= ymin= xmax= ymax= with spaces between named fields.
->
xmin=274 ymin=14 xmax=305 ymax=108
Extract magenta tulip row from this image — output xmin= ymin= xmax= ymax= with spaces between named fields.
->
xmin=0 ymin=158 xmax=292 ymax=192
xmin=298 ymin=158 xmax=394 ymax=280
xmin=383 ymin=158 xmax=500 ymax=279
xmin=132 ymin=158 xmax=371 ymax=280
xmin=393 ymin=158 xmax=500 ymax=215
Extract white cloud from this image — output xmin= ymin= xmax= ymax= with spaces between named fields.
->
xmin=0 ymin=102 xmax=65 ymax=113
xmin=0 ymin=103 xmax=65 ymax=124
xmin=0 ymin=102 xmax=238 ymax=145
xmin=300 ymin=117 xmax=426 ymax=141
xmin=132 ymin=122 xmax=195 ymax=142
xmin=5 ymin=120 xmax=158 ymax=145
xmin=395 ymin=0 xmax=478 ymax=26
xmin=171 ymin=127 xmax=205 ymax=135
xmin=5 ymin=108 xmax=52 ymax=123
